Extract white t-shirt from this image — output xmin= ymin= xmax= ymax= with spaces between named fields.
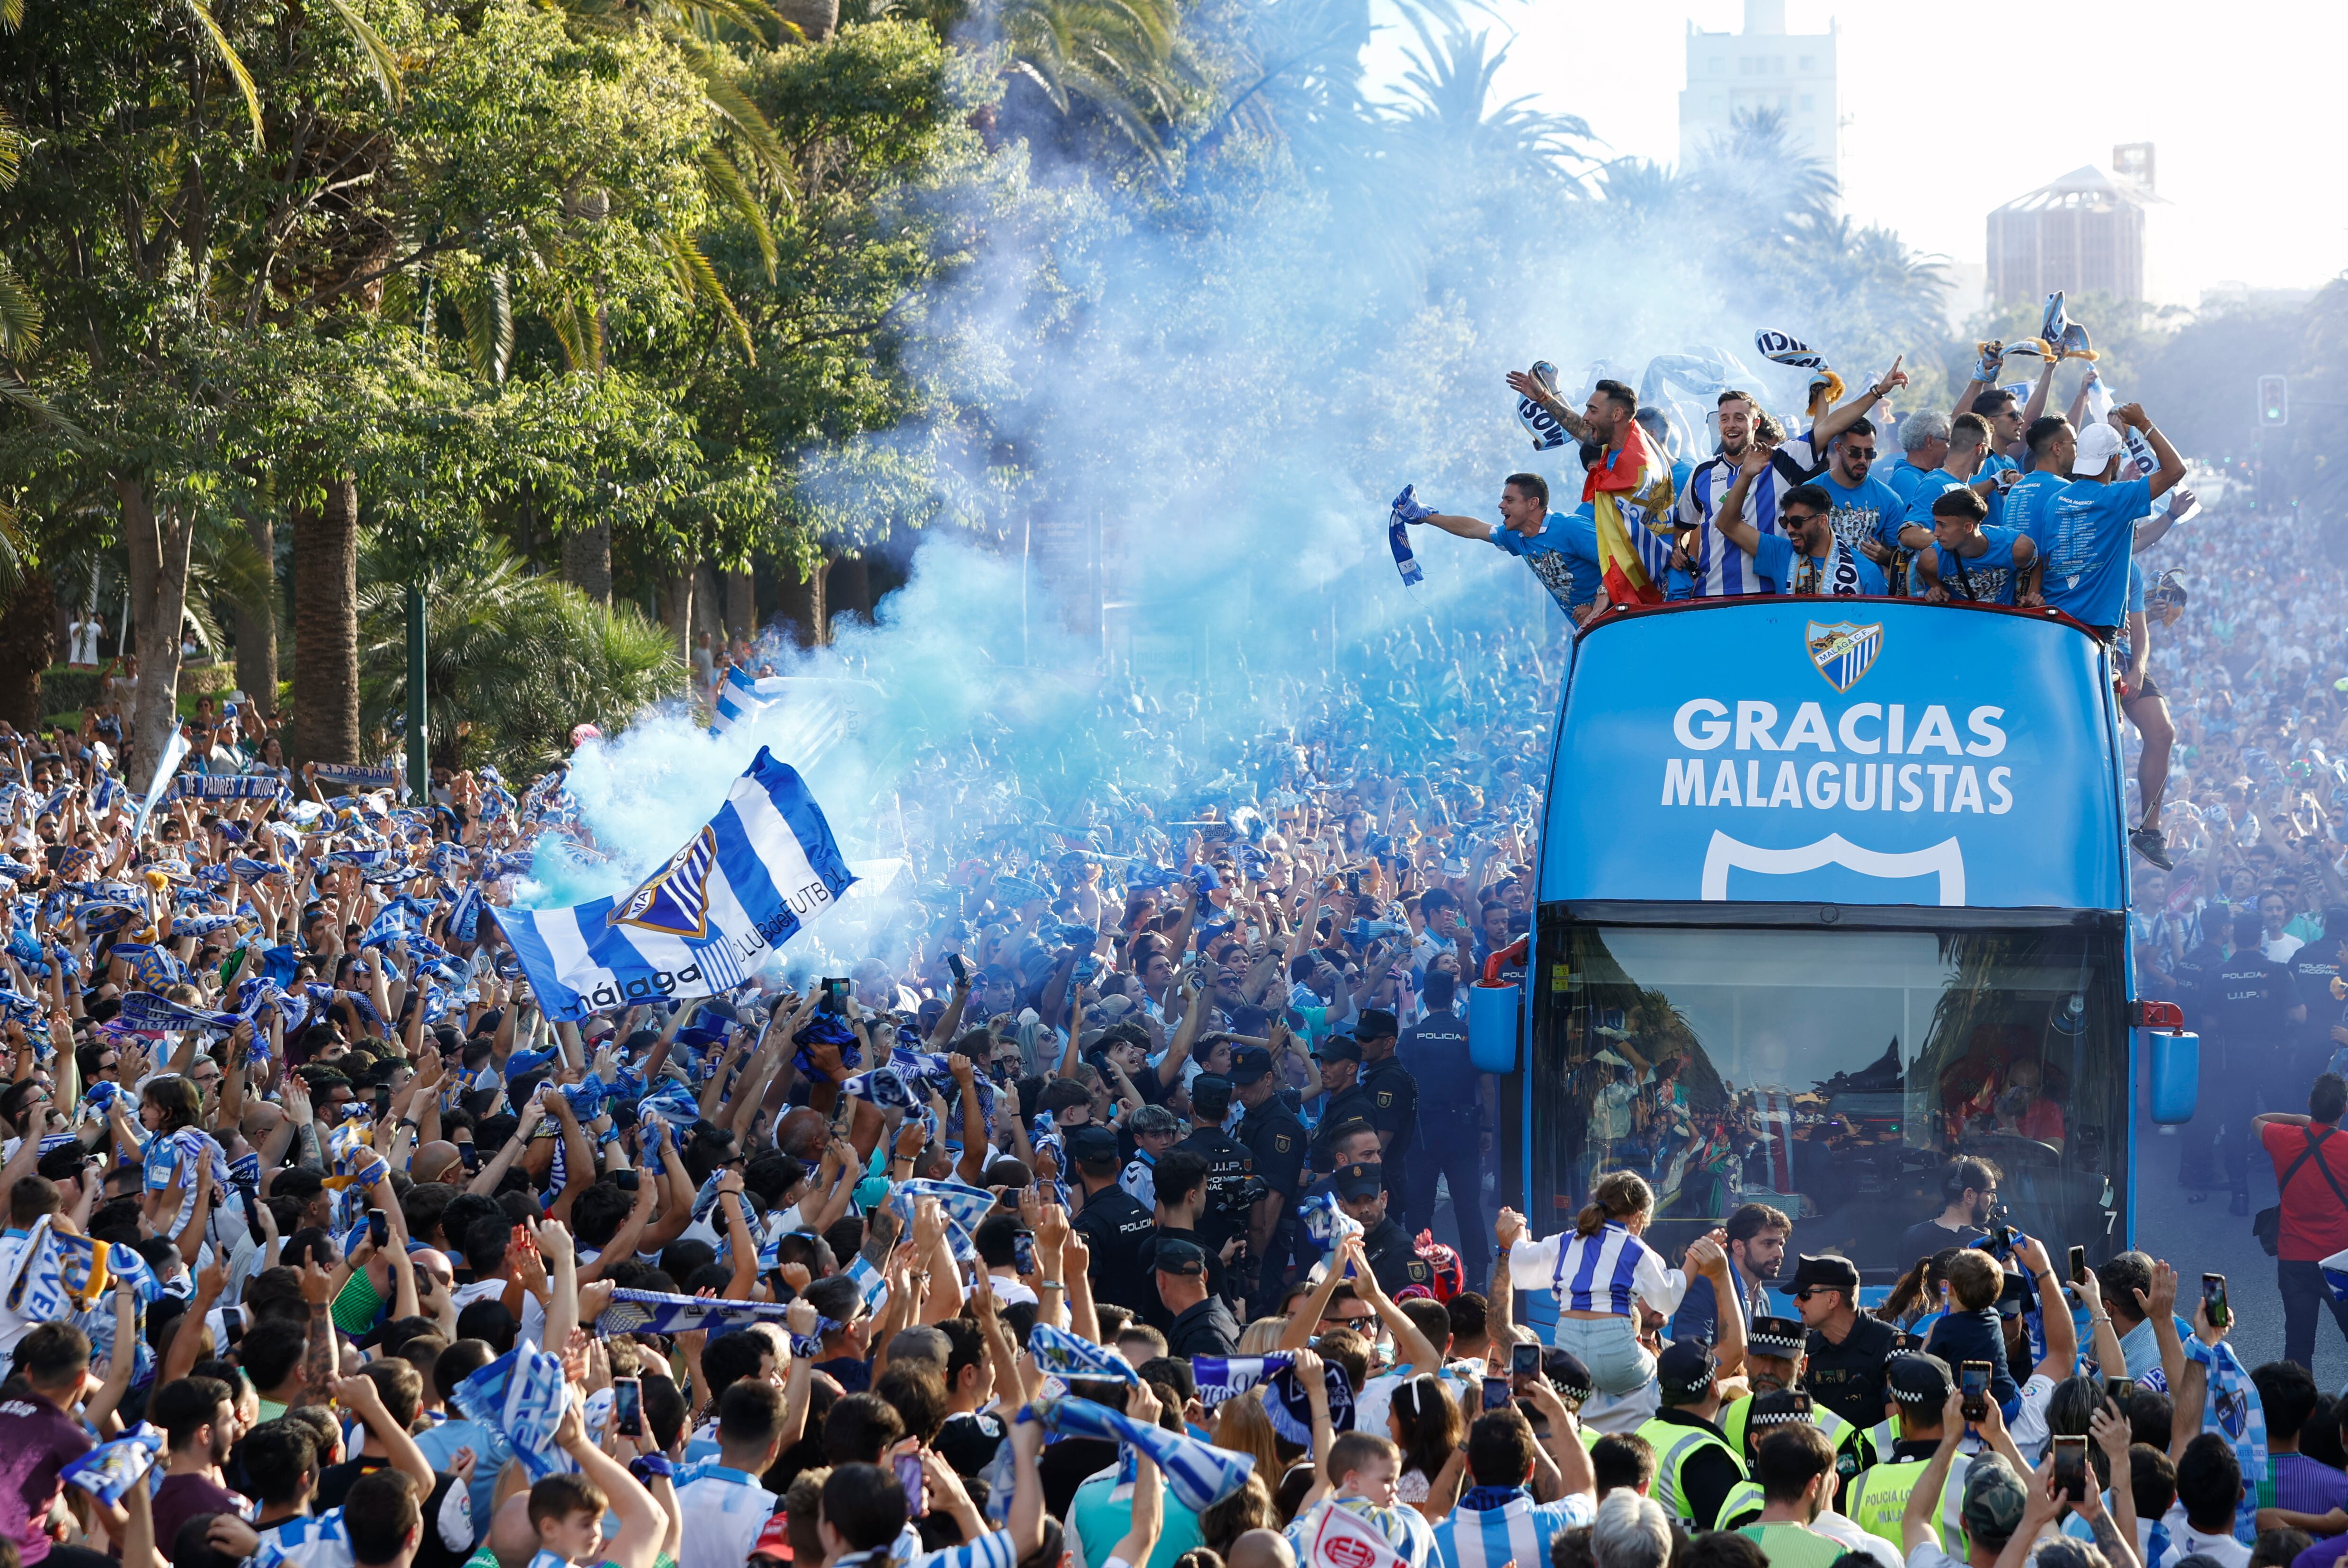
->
xmin=2159 ymin=1515 xmax=2250 ymax=1568
xmin=2003 ymin=1372 xmax=2058 ymax=1465
xmin=674 ymin=1465 xmax=779 ymax=1568
xmin=1812 ymin=1511 xmax=1899 ymax=1568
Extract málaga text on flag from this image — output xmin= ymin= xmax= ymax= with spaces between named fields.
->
xmin=491 ymin=748 xmax=855 ymax=1020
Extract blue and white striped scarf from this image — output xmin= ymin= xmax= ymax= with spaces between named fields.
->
xmin=143 ymin=1127 xmax=233 ymax=1240
xmin=60 ymin=1423 xmax=164 ymax=1504
xmin=449 ymin=1337 xmax=576 ymax=1481
xmin=2186 ymin=1337 xmax=2266 ymax=1543
xmin=1028 ymin=1322 xmax=1139 ymax=1385
xmin=1014 ymin=1397 xmax=1254 ymax=1514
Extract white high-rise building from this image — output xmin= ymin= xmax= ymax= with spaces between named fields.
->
xmin=1679 ymin=0 xmax=1839 ymax=185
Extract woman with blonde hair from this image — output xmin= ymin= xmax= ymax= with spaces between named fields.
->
xmin=1210 ymin=1391 xmax=1282 ymax=1483
xmin=1496 ymin=1175 xmax=1733 ymax=1411
xmin=1235 ymin=1316 xmax=1288 ymax=1356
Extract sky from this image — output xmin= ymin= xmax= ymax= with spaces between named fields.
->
xmin=1367 ymin=0 xmax=2345 ymax=311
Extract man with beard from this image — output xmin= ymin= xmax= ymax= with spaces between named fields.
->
xmin=1714 ymin=470 xmax=1889 ymax=598
xmin=1715 ymin=1319 xmax=1879 ymax=1481
xmin=1895 ymin=1158 xmax=2000 ymax=1265
xmin=1670 ymin=1203 xmax=1791 ymax=1347
xmin=150 ymin=1375 xmax=249 ymax=1555
xmin=1658 ymin=373 xmax=1903 ymax=598
xmin=1809 ymin=418 xmax=1914 ymax=577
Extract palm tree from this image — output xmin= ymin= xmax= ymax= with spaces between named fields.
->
xmin=987 ymin=0 xmax=1200 ymax=168
xmin=1387 ymin=11 xmax=1592 ymax=187
xmin=356 ymin=535 xmax=681 ymax=775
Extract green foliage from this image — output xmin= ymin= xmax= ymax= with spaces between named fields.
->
xmin=357 ymin=534 xmax=682 ymax=774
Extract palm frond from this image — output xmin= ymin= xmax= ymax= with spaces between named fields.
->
xmin=0 ymin=255 xmax=39 ymax=356
xmin=672 ymin=33 xmax=792 ymax=178
xmin=701 ymin=147 xmax=779 ymax=282
xmin=666 ymin=232 xmax=755 ymax=363
xmin=319 ymin=0 xmax=405 ymax=106
xmin=184 ymin=0 xmax=265 ymax=151
xmin=0 ymin=372 xmax=89 ymax=445
xmin=457 ymin=269 xmax=514 ymax=383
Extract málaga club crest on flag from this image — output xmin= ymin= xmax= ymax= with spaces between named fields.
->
xmin=492 ymin=748 xmax=855 ymax=1020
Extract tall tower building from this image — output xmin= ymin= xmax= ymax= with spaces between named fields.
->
xmin=1987 ymin=152 xmax=2157 ymax=305
xmin=1679 ymin=0 xmax=1840 ymax=184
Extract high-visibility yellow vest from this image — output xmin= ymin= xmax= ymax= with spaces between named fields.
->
xmin=1841 ymin=1453 xmax=1970 ymax=1558
xmin=1636 ymin=1414 xmax=1748 ymax=1531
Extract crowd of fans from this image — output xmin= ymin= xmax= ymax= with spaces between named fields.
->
xmin=0 ymin=313 xmax=2342 ymax=1568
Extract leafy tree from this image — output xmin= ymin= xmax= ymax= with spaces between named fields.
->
xmin=356 ymin=533 xmax=680 ymax=774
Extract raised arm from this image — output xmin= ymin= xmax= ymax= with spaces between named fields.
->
xmin=1902 ymin=1387 xmax=1969 ymax=1555
xmin=1414 ymin=510 xmax=1499 ymax=542
xmin=1812 ymin=357 xmax=1908 ymax=448
xmin=339 ymin=1371 xmax=437 ymax=1495
xmin=1712 ymin=449 xmax=1770 ymax=554
xmin=1505 ymin=368 xmax=1599 ymax=445
xmin=2113 ymin=404 xmax=2187 ymax=499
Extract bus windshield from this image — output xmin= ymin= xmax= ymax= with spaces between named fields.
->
xmin=1530 ymin=914 xmax=2129 ymax=1278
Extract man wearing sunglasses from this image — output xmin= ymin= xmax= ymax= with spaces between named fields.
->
xmin=1793 ymin=1254 xmax=1898 ymax=1431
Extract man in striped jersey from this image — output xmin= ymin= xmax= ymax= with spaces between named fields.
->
xmin=1430 ymin=1407 xmax=1596 ymax=1568
xmin=1668 ymin=367 xmax=1906 ymax=598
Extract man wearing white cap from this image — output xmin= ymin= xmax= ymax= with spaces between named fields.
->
xmin=2023 ymin=405 xmax=2185 ymax=638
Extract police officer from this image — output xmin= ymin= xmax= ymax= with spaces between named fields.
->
xmin=1355 ymin=1007 xmax=1418 ymax=1203
xmin=1632 ymin=1340 xmax=1745 ymax=1531
xmin=1716 ymin=1316 xmax=1884 ymax=1480
xmin=1331 ymin=1162 xmax=1432 ymax=1299
xmin=1396 ymin=971 xmax=1490 ymax=1264
xmin=2287 ymin=907 xmax=2348 ymax=1089
xmin=1175 ymin=1074 xmax=1256 ymax=1257
xmin=1713 ymin=1390 xmax=1832 ymax=1529
xmin=1839 ymin=1353 xmax=1970 ymax=1557
xmin=2200 ymin=908 xmax=2306 ymax=1215
xmin=1067 ymin=1123 xmax=1156 ymax=1316
xmin=1310 ymin=1036 xmax=1378 ymax=1173
xmin=1233 ymin=1043 xmax=1308 ymax=1315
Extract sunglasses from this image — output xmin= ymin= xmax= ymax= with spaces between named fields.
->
xmin=1794 ymin=1288 xmax=1841 ymax=1303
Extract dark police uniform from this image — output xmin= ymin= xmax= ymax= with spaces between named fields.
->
xmin=1071 ymin=1178 xmax=1157 ymax=1319
xmin=1343 ymin=1185 xmax=1433 ymax=1298
xmin=2197 ymin=942 xmax=2303 ymax=1198
xmin=2288 ymin=939 xmax=2343 ymax=1089
xmin=1360 ymin=1051 xmax=1419 ymax=1204
xmin=1360 ymin=1215 xmax=1431 ymax=1297
xmin=1237 ymin=1089 xmax=1309 ymax=1313
xmin=1176 ymin=1123 xmax=1256 ymax=1252
xmin=1395 ymin=1006 xmax=1485 ymax=1259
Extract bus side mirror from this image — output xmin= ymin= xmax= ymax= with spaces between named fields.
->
xmin=2145 ymin=1029 xmax=2199 ymax=1125
xmin=1469 ymin=980 xmax=1520 ymax=1073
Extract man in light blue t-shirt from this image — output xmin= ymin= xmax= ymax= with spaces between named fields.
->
xmin=1714 ymin=451 xmax=1889 ymax=598
xmin=1408 ymin=472 xmax=1603 ymax=624
xmin=2033 ymin=405 xmax=2186 ymax=633
xmin=1812 ymin=418 xmax=1912 ymax=569
xmin=1885 ymin=410 xmax=1951 ymax=508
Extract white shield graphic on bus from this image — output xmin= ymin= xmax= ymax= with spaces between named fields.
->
xmin=1700 ymin=831 xmax=1967 ymax=906
xmin=1806 ymin=620 xmax=1883 ymax=693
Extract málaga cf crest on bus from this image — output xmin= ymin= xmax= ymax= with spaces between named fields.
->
xmin=1806 ymin=621 xmax=1883 ymax=694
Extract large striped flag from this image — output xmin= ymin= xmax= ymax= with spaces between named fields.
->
xmin=491 ymin=748 xmax=855 ymax=1021
xmin=1585 ymin=422 xmax=1677 ymax=608
xmin=710 ymin=665 xmax=777 ymax=735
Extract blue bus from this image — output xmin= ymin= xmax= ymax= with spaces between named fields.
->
xmin=1471 ymin=597 xmax=2199 ymax=1287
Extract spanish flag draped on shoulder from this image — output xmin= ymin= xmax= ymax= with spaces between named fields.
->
xmin=1586 ymin=421 xmax=1678 ymax=607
